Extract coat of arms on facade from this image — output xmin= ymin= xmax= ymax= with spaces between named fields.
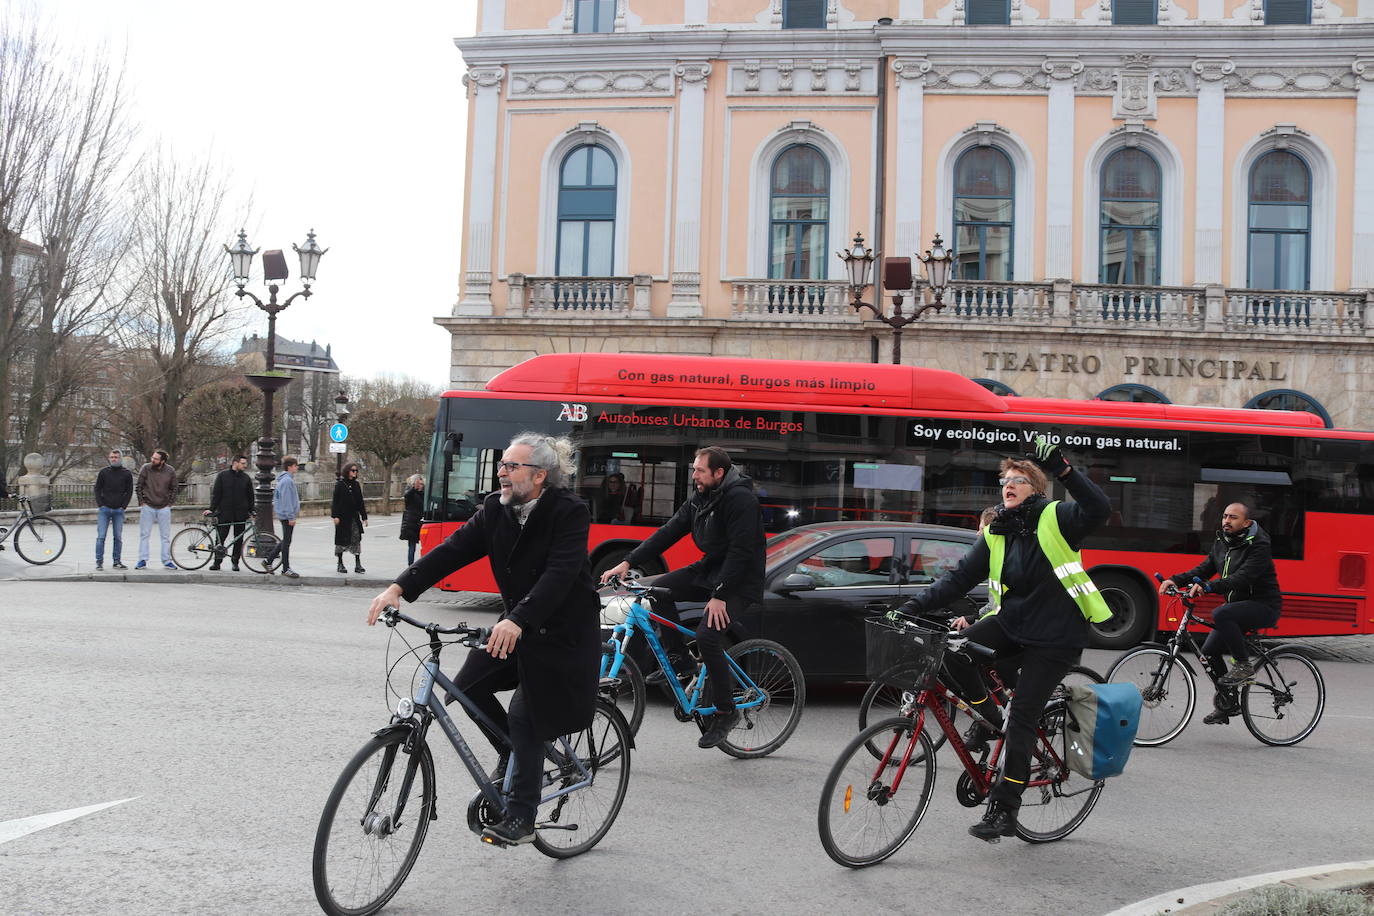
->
xmin=1113 ymin=59 xmax=1159 ymax=120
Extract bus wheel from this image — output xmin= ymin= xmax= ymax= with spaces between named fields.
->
xmin=591 ymin=547 xmax=662 ymax=581
xmin=1089 ymin=572 xmax=1153 ymax=650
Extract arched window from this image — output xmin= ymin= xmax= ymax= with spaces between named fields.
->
xmin=1245 ymin=389 xmax=1331 ymax=427
xmin=1099 ymin=148 xmax=1161 ymax=286
xmin=953 ymin=147 xmax=1014 ymax=282
xmin=768 ymin=145 xmax=830 ymax=280
xmin=556 ymin=145 xmax=616 ymax=276
xmin=574 ymin=0 xmax=615 ymax=32
xmin=1247 ymin=150 xmax=1311 ymax=291
xmin=1096 ymin=383 xmax=1170 ymax=403
xmin=973 ymin=378 xmax=1018 ymax=397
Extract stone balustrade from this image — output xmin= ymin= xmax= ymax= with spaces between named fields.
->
xmin=507 ymin=273 xmax=650 ymax=317
xmin=729 ymin=279 xmax=851 ymax=318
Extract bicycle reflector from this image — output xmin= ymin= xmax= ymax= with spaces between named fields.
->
xmin=844 ymin=784 xmax=853 ymax=813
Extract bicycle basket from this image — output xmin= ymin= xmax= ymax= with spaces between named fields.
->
xmin=24 ymin=494 xmax=51 ymax=514
xmin=865 ymin=617 xmax=948 ymax=691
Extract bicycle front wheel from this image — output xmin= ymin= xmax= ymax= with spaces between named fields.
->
xmin=170 ymin=527 xmax=215 ymax=570
xmin=534 ymin=699 xmax=632 ymax=859
xmin=241 ymin=529 xmax=280 ymax=573
xmin=601 ymin=645 xmax=646 ymax=737
xmin=718 ymin=638 xmax=805 ymax=759
xmin=1015 ymin=703 xmax=1104 ymax=843
xmin=13 ymin=516 xmax=66 ymax=565
xmin=313 ymin=729 xmax=435 ymax=916
xmin=1107 ymin=647 xmax=1196 ymax=747
xmin=1241 ymin=648 xmax=1325 ymax=746
xmin=858 ymin=672 xmax=949 ymax=762
xmin=818 ymin=717 xmax=936 ymax=868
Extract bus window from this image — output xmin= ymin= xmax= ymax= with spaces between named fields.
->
xmin=427 ymin=446 xmax=499 ymax=521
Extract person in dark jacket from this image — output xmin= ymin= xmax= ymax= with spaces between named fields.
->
xmin=331 ymin=463 xmax=369 ymax=573
xmin=399 ymin=474 xmax=425 ymax=565
xmin=1161 ymin=502 xmax=1282 ymax=723
xmin=94 ymin=448 xmax=134 ymax=570
xmin=897 ymin=436 xmax=1111 ymax=842
xmin=601 ymin=445 xmax=765 ymax=750
xmin=206 ymin=455 xmax=255 ymax=571
xmin=367 ymin=433 xmax=600 ymax=848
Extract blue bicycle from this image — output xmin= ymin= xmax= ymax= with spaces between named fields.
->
xmin=599 ymin=575 xmax=804 ymax=757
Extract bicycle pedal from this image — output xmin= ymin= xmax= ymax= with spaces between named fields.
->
xmin=479 ymin=835 xmax=511 ymax=848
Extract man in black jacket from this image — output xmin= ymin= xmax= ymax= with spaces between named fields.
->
xmin=601 ymin=445 xmax=765 ymax=750
xmin=367 ymin=433 xmax=600 ymax=848
xmin=94 ymin=448 xmax=134 ymax=570
xmin=1161 ymin=502 xmax=1282 ymax=723
xmin=207 ymin=456 xmax=255 ymax=571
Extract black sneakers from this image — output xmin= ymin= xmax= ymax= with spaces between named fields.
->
xmin=963 ymin=720 xmax=1001 ymax=755
xmin=481 ymin=816 xmax=535 ymax=846
xmin=969 ymin=803 xmax=1018 ymax=842
xmin=697 ymin=709 xmax=740 ymax=749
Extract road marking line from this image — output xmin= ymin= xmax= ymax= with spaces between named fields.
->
xmin=0 ymin=797 xmax=138 ymax=846
xmin=1103 ymin=859 xmax=1374 ymax=915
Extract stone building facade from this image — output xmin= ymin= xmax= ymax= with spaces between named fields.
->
xmin=440 ymin=0 xmax=1374 ymax=428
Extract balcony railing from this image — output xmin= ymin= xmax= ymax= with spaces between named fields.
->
xmin=730 ymin=279 xmax=851 ymax=318
xmin=507 ymin=274 xmax=650 ymax=317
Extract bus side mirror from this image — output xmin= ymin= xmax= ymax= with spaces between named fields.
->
xmin=442 ymin=432 xmax=461 ymax=457
xmin=775 ymin=573 xmax=816 ymax=594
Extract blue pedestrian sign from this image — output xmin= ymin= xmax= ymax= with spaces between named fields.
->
xmin=329 ymin=423 xmax=349 ymax=443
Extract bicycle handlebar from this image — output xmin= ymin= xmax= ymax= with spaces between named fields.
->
xmin=600 ymin=574 xmax=673 ymax=601
xmin=381 ymin=605 xmax=490 ymax=645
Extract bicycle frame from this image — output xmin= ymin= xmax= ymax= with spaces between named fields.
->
xmin=601 ymin=593 xmax=767 ymax=717
xmin=0 ymin=496 xmax=34 ymax=544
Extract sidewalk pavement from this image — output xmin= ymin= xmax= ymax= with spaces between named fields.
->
xmin=1106 ymin=860 xmax=1374 ymax=914
xmin=0 ymin=514 xmax=417 ymax=590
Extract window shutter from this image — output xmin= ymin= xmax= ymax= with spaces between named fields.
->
xmin=1112 ymin=0 xmax=1157 ymax=24
xmin=782 ymin=0 xmax=827 ymax=29
xmin=965 ymin=0 xmax=1011 ymax=25
xmin=1264 ymin=0 xmax=1310 ymax=23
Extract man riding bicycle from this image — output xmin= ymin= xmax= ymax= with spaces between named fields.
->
xmin=1159 ymin=501 xmax=1281 ymax=725
xmin=366 ymin=433 xmax=601 ymax=847
xmin=600 ymin=445 xmax=765 ymax=750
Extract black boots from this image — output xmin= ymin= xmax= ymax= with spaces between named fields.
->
xmin=963 ymin=719 xmax=1002 ymax=755
xmin=354 ymin=558 xmax=366 ymax=574
xmin=336 ymin=558 xmax=347 ymax=573
xmin=969 ymin=802 xmax=1018 ymax=842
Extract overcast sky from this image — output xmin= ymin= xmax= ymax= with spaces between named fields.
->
xmin=50 ymin=0 xmax=479 ymax=390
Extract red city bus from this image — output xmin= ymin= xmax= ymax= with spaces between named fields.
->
xmin=419 ymin=352 xmax=1374 ymax=649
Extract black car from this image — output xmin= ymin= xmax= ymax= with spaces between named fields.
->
xmin=617 ymin=521 xmax=986 ymax=684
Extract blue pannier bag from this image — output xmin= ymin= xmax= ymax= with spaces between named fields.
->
xmin=1064 ymin=683 xmax=1142 ymax=780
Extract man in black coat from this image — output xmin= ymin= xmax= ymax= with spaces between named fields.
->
xmin=1162 ymin=501 xmax=1282 ymax=723
xmin=206 ymin=456 xmax=255 ymax=571
xmin=94 ymin=448 xmax=134 ymax=570
xmin=367 ymin=433 xmax=600 ymax=848
xmin=601 ymin=445 xmax=765 ymax=750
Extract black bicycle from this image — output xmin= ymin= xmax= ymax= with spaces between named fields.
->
xmin=1106 ymin=576 xmax=1325 ymax=747
xmin=0 ymin=492 xmax=66 ymax=564
xmin=312 ymin=606 xmax=633 ymax=916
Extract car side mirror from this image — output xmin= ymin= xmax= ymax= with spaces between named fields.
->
xmin=776 ymin=573 xmax=816 ymax=594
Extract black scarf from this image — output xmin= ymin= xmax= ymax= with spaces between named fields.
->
xmin=988 ymin=494 xmax=1048 ymax=536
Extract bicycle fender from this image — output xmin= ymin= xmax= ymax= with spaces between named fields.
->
xmin=372 ymin=720 xmax=417 ymax=741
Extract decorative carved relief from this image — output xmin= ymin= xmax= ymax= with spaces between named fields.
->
xmin=1114 ymin=71 xmax=1158 ymax=120
xmin=925 ymin=65 xmax=1048 ymax=93
xmin=1355 ymin=59 xmax=1374 ymax=83
xmin=810 ymin=59 xmax=829 ymax=92
xmin=1192 ymin=58 xmax=1236 ymax=83
xmin=728 ymin=58 xmax=876 ymax=95
xmin=845 ymin=60 xmax=862 ymax=92
xmin=463 ymin=67 xmax=506 ymax=95
xmin=891 ymin=58 xmax=932 ymax=84
xmin=508 ymin=69 xmax=672 ymax=98
xmin=1042 ymin=57 xmax=1083 ymax=82
xmin=1228 ymin=67 xmax=1359 ymax=94
xmin=1108 ymin=119 xmax=1158 ymax=148
xmin=1260 ymin=124 xmax=1311 ymax=149
xmin=962 ymin=121 xmax=1012 ymax=146
xmin=675 ymin=61 xmax=712 ymax=87
xmin=744 ymin=60 xmax=761 ymax=92
xmin=778 ymin=59 xmax=794 ymax=92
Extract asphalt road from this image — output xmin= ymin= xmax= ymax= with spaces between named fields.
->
xmin=3 ymin=581 xmax=1372 ymax=915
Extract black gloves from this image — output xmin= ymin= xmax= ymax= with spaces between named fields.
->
xmin=1029 ymin=435 xmax=1071 ymax=479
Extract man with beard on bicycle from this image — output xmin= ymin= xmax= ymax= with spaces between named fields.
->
xmin=599 ymin=445 xmax=765 ymax=750
xmin=895 ymin=436 xmax=1112 ymax=842
xmin=366 ymin=433 xmax=601 ymax=848
xmin=1159 ymin=501 xmax=1282 ymax=725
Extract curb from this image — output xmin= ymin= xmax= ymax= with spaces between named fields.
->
xmin=11 ymin=572 xmax=397 ymax=589
xmin=1104 ymin=861 xmax=1374 ymax=915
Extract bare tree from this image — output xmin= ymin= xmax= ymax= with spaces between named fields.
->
xmin=181 ymin=381 xmax=263 ymax=465
xmin=346 ymin=372 xmax=441 ymax=414
xmin=348 ymin=406 xmax=430 ymax=513
xmin=298 ymin=374 xmax=341 ymax=464
xmin=119 ymin=146 xmax=251 ymax=462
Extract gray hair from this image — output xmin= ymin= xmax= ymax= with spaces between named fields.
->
xmin=406 ymin=473 xmax=424 ymax=489
xmin=509 ymin=432 xmax=576 ymax=489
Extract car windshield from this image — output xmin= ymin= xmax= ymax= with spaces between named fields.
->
xmin=765 ymin=528 xmax=830 ymax=562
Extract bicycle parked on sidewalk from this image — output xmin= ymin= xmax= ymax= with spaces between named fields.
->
xmin=0 ymin=492 xmax=67 ymax=564
xmin=817 ymin=616 xmax=1105 ymax=868
xmin=169 ymin=513 xmax=279 ymax=573
xmin=1106 ymin=575 xmax=1325 ymax=747
xmin=312 ymin=605 xmax=633 ymax=916
xmin=599 ymin=574 xmax=804 ymax=756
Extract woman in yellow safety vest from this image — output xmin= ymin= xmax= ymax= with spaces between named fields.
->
xmin=897 ymin=436 xmax=1112 ymax=843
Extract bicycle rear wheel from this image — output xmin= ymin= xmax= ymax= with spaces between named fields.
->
xmin=1106 ymin=646 xmax=1196 ymax=746
xmin=241 ymin=529 xmax=280 ymax=573
xmin=1062 ymin=664 xmax=1106 ymax=687
xmin=533 ymin=699 xmax=632 ymax=859
xmin=718 ymin=638 xmax=805 ymax=759
xmin=818 ymin=717 xmax=936 ymax=868
xmin=600 ymin=645 xmax=646 ymax=737
xmin=313 ymin=729 xmax=435 ymax=916
xmin=13 ymin=516 xmax=66 ymax=565
xmin=1241 ymin=648 xmax=1325 ymax=746
xmin=170 ymin=527 xmax=215 ymax=570
xmin=1014 ymin=703 xmax=1104 ymax=843
xmin=858 ymin=672 xmax=950 ymax=762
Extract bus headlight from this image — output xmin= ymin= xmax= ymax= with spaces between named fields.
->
xmin=600 ymin=596 xmax=633 ymax=626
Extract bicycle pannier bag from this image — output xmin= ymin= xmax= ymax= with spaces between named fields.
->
xmin=1064 ymin=683 xmax=1142 ymax=780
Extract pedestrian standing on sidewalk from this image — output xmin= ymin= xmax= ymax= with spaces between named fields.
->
xmin=206 ymin=456 xmax=254 ymax=571
xmin=135 ymin=449 xmax=178 ymax=570
xmin=94 ymin=448 xmax=133 ymax=570
xmin=332 ymin=462 xmax=368 ymax=574
xmin=269 ymin=456 xmax=301 ymax=578
xmin=399 ymin=474 xmax=424 ymax=566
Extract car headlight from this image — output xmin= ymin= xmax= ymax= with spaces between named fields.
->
xmin=600 ymin=595 xmax=633 ymax=626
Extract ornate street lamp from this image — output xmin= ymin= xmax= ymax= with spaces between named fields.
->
xmin=226 ymin=228 xmax=328 ymax=528
xmin=839 ymin=231 xmax=953 ymax=365
xmin=334 ymin=389 xmax=350 ymax=481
